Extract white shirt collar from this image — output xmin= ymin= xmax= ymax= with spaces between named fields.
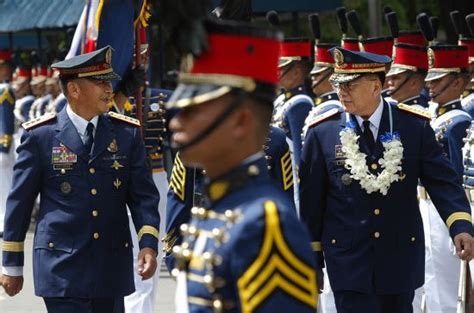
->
xmin=66 ymin=105 xmax=99 ymax=141
xmin=355 ymin=97 xmax=384 ymax=139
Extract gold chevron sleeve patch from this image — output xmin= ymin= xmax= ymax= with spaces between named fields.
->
xmin=169 ymin=154 xmax=186 ymax=201
xmin=0 ymin=88 xmax=14 ymax=105
xmin=280 ymin=150 xmax=294 ymax=191
xmin=237 ymin=201 xmax=317 ymax=312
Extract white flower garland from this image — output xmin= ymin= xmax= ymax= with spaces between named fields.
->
xmin=339 ymin=119 xmax=404 ymax=195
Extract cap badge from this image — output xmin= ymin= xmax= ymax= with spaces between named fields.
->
xmin=427 ymin=48 xmax=435 ymax=69
xmin=105 ymin=48 xmax=112 ymax=65
xmin=334 ymin=49 xmax=344 ymax=67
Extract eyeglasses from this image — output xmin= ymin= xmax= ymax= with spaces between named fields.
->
xmin=331 ymin=79 xmax=378 ymax=94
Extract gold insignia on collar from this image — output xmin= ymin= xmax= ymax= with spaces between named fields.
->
xmin=209 ymin=181 xmax=230 ymax=202
xmin=334 ymin=48 xmax=344 ymax=67
xmin=427 ymin=48 xmax=435 ymax=69
xmin=108 ymin=139 xmax=118 ymax=153
xmin=113 ymin=178 xmax=122 ymax=189
xmin=111 ymin=160 xmax=124 ymax=170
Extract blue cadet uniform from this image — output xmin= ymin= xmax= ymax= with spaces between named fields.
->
xmin=272 ymin=85 xmax=314 ymax=168
xmin=463 ymin=121 xmax=474 ymax=199
xmin=2 ymin=46 xmax=161 ymax=311
xmin=303 ymin=91 xmax=342 ymax=138
xmin=0 ymin=82 xmax=15 ymax=153
xmin=163 ymin=18 xmax=317 ymax=312
xmin=14 ymin=94 xmax=35 ymax=123
xmin=163 ymin=126 xmax=295 ymax=272
xmin=300 ymin=47 xmax=472 ymax=313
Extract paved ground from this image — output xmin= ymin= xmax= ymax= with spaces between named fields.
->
xmin=0 ymin=232 xmax=177 ymax=313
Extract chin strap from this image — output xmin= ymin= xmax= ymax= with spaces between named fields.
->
xmin=430 ymin=75 xmax=457 ymax=100
xmin=387 ymin=72 xmax=414 ymax=98
xmin=168 ymin=91 xmax=246 ymax=153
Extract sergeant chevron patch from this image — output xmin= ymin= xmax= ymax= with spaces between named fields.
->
xmin=169 ymin=154 xmax=186 ymax=201
xmin=280 ymin=150 xmax=294 ymax=191
xmin=237 ymin=201 xmax=317 ymax=311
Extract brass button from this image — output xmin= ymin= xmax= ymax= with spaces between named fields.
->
xmin=374 ymin=209 xmax=380 ymax=215
xmin=374 ymin=232 xmax=380 ymax=239
xmin=60 ymin=169 xmax=66 ymax=174
xmin=331 ymin=239 xmax=337 ymax=244
xmin=93 ymin=232 xmax=100 ymax=239
xmin=48 ymin=242 xmax=54 ymax=248
xmin=89 ymin=168 xmax=96 ymax=174
xmin=92 ymin=210 xmax=98 ymax=217
xmin=125 ymin=242 xmax=129 ymax=248
xmin=411 ymin=237 xmax=416 ymax=242
xmin=371 ymin=163 xmax=378 ymax=170
xmin=91 ymin=188 xmax=97 ymax=195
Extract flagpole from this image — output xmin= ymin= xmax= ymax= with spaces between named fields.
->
xmin=135 ymin=24 xmax=144 ymax=135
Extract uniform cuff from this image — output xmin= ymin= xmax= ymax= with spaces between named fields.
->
xmin=447 ymin=212 xmax=473 ymax=238
xmin=2 ymin=266 xmax=23 ymax=276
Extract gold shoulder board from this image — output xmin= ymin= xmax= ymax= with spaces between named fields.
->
xmin=108 ymin=111 xmax=141 ymax=127
xmin=397 ymin=103 xmax=431 ymax=120
xmin=307 ymin=108 xmax=340 ymax=129
xmin=22 ymin=112 xmax=56 ymax=130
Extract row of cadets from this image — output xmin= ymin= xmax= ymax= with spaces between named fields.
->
xmin=28 ymin=65 xmax=52 ymax=120
xmin=44 ymin=69 xmax=67 ymax=115
xmin=267 ymin=11 xmax=314 ymax=212
xmin=0 ymin=49 xmax=15 ymax=238
xmin=458 ymin=13 xmax=474 ymax=117
xmin=415 ymin=11 xmax=472 ymax=313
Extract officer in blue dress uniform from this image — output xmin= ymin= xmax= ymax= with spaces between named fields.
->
xmin=386 ymin=43 xmax=430 ymax=109
xmin=166 ymin=19 xmax=317 ymax=312
xmin=163 ymin=125 xmax=295 ymax=272
xmin=0 ymin=49 xmax=15 ymax=238
xmin=300 ymin=47 xmax=473 ymax=313
xmin=0 ymin=46 xmax=161 ymax=313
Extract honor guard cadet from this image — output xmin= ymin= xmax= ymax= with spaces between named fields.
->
xmin=419 ymin=44 xmax=472 ymax=312
xmin=300 ymin=47 xmax=474 ymax=313
xmin=166 ymin=18 xmax=316 ymax=312
xmin=0 ymin=49 xmax=15 ymax=238
xmin=0 ymin=46 xmax=161 ymax=313
xmin=303 ymin=15 xmax=341 ymax=142
xmin=13 ymin=67 xmax=34 ymax=124
xmin=386 ymin=43 xmax=430 ymax=108
xmin=164 ymin=125 xmax=295 ymax=272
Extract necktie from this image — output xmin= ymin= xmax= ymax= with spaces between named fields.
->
xmin=84 ymin=122 xmax=94 ymax=155
xmin=363 ymin=120 xmax=375 ymax=154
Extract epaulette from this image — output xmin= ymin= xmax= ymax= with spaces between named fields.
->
xmin=307 ymin=108 xmax=341 ymax=129
xmin=22 ymin=112 xmax=56 ymax=130
xmin=397 ymin=103 xmax=431 ymax=120
xmin=108 ymin=111 xmax=141 ymax=127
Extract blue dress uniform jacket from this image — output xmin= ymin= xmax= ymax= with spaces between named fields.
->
xmin=273 ymin=85 xmax=314 ymax=167
xmin=432 ymin=100 xmax=471 ymax=179
xmin=300 ymin=101 xmax=473 ymax=294
xmin=164 ymin=127 xmax=295 ymax=272
xmin=174 ymin=157 xmax=317 ymax=312
xmin=462 ymin=91 xmax=474 ymax=118
xmin=2 ymin=107 xmax=161 ymax=298
xmin=463 ymin=121 xmax=474 ymax=197
xmin=0 ymin=83 xmax=15 ymax=153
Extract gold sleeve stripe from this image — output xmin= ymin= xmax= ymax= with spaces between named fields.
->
xmin=280 ymin=150 xmax=294 ymax=191
xmin=169 ymin=154 xmax=186 ymax=201
xmin=311 ymin=242 xmax=322 ymax=252
xmin=2 ymin=241 xmax=25 ymax=252
xmin=137 ymin=225 xmax=160 ymax=241
xmin=446 ymin=212 xmax=472 ymax=229
xmin=237 ymin=201 xmax=317 ymax=311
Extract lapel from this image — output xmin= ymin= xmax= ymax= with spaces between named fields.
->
xmin=90 ymin=114 xmax=114 ymax=163
xmin=372 ymin=102 xmax=390 ymax=160
xmin=55 ymin=109 xmax=88 ymax=162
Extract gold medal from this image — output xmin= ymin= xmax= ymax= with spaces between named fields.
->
xmin=60 ymin=182 xmax=72 ymax=194
xmin=341 ymin=174 xmax=352 ymax=186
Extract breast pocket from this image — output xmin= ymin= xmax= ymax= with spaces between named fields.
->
xmin=48 ymin=173 xmax=83 ymax=198
xmin=329 ymin=162 xmax=353 ymax=195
